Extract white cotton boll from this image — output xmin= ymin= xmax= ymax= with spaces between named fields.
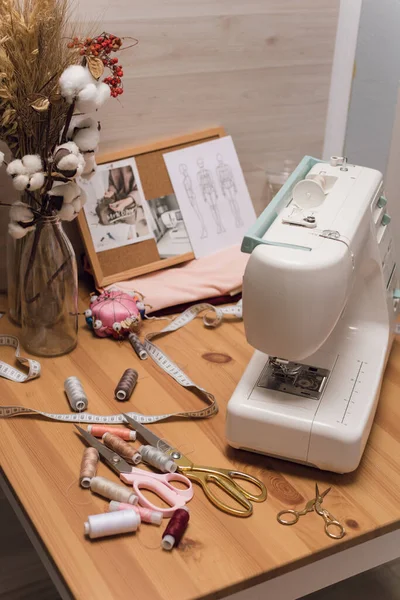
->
xmin=61 ymin=141 xmax=80 ymax=156
xmin=8 ymin=221 xmax=35 ymax=239
xmin=73 ymin=127 xmax=100 ymax=152
xmin=67 ymin=115 xmax=98 ymax=141
xmin=22 ymin=154 xmax=42 ymax=175
xmin=57 ymin=203 xmax=75 ymax=221
xmin=59 ymin=65 xmax=95 ymax=103
xmin=81 ymin=154 xmax=97 ymax=179
xmin=28 ymin=171 xmax=45 ymax=191
xmin=75 ymin=83 xmax=98 ymax=113
xmin=72 ymin=197 xmax=82 ymax=213
xmin=9 ymin=201 xmax=34 ymax=223
xmin=0 ymin=151 xmax=5 ymax=167
xmin=7 ymin=159 xmax=26 ymax=177
xmin=57 ymin=153 xmax=79 ymax=172
xmin=13 ymin=174 xmax=30 ymax=191
xmin=49 ymin=181 xmax=81 ymax=204
xmin=95 ymin=82 xmax=111 ymax=108
xmin=76 ymin=153 xmax=85 ymax=177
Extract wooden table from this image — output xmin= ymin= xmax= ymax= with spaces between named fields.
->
xmin=1 ymin=291 xmax=400 ymax=600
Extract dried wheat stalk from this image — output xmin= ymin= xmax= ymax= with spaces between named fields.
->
xmin=0 ymin=0 xmax=80 ymax=158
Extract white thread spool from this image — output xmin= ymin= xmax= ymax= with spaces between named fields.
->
xmin=90 ymin=476 xmax=138 ymax=504
xmin=64 ymin=377 xmax=88 ymax=412
xmin=84 ymin=509 xmax=141 ymax=539
xmin=139 ymin=445 xmax=177 ymax=473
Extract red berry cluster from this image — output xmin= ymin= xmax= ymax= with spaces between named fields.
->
xmin=103 ymin=57 xmax=124 ymax=97
xmin=67 ymin=33 xmax=124 ymax=98
xmin=67 ymin=33 xmax=122 ymax=56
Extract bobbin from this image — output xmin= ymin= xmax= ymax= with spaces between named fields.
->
xmin=90 ymin=476 xmax=138 ymax=504
xmin=102 ymin=432 xmax=142 ymax=465
xmin=162 ymin=506 xmax=190 ymax=550
xmin=109 ymin=501 xmax=163 ymax=525
xmin=87 ymin=425 xmax=136 ymax=441
xmin=79 ymin=447 xmax=99 ymax=488
xmin=139 ymin=445 xmax=178 ymax=473
xmin=64 ymin=376 xmax=88 ymax=412
xmin=128 ymin=332 xmax=148 ymax=360
xmin=114 ymin=368 xmax=138 ymax=401
xmin=84 ymin=509 xmax=140 ymax=539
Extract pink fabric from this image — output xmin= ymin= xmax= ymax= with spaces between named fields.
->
xmin=107 ymin=245 xmax=249 ymax=313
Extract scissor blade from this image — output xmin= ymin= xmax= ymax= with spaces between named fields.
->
xmin=74 ymin=424 xmax=132 ymax=474
xmin=122 ymin=414 xmax=172 ymax=453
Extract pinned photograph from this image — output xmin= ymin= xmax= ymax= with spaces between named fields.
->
xmin=81 ymin=157 xmax=154 ymax=252
xmin=147 ymin=194 xmax=192 ymax=258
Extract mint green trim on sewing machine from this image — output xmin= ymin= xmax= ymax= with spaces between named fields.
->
xmin=242 ymin=155 xmax=322 ymax=254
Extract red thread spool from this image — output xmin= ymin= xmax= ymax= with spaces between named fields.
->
xmin=161 ymin=507 xmax=190 ymax=550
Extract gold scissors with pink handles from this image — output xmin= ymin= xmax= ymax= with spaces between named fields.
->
xmin=277 ymin=484 xmax=345 ymax=539
xmin=122 ymin=414 xmax=267 ymax=518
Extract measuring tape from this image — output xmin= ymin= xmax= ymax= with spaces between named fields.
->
xmin=0 ymin=300 xmax=242 ymax=423
xmin=0 ymin=335 xmax=41 ymax=382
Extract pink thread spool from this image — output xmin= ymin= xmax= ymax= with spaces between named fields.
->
xmin=87 ymin=425 xmax=136 ymax=441
xmin=108 ymin=501 xmax=163 ymax=525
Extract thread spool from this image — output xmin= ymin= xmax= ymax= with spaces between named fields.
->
xmin=79 ymin=447 xmax=99 ymax=488
xmin=90 ymin=476 xmax=138 ymax=504
xmin=128 ymin=332 xmax=148 ymax=360
xmin=84 ymin=509 xmax=141 ymax=539
xmin=87 ymin=425 xmax=136 ymax=441
xmin=139 ymin=445 xmax=178 ymax=474
xmin=109 ymin=501 xmax=163 ymax=525
xmin=114 ymin=368 xmax=138 ymax=401
xmin=64 ymin=376 xmax=88 ymax=412
xmin=162 ymin=507 xmax=190 ymax=550
xmin=102 ymin=432 xmax=142 ymax=465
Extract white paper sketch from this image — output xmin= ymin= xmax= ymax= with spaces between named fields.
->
xmin=216 ymin=153 xmax=244 ymax=228
xmin=179 ymin=164 xmax=208 ymax=239
xmin=81 ymin=157 xmax=154 ymax=253
xmin=163 ymin=136 xmax=256 ymax=258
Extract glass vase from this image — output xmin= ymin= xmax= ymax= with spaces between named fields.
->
xmin=20 ymin=216 xmax=78 ymax=357
xmin=7 ymin=234 xmax=25 ymax=325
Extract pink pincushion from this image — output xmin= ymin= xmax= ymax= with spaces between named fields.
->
xmin=88 ymin=290 xmax=141 ymax=338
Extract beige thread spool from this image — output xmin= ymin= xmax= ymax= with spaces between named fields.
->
xmin=90 ymin=476 xmax=138 ymax=504
xmin=102 ymin=432 xmax=142 ymax=465
xmin=139 ymin=445 xmax=177 ymax=473
xmin=64 ymin=376 xmax=88 ymax=412
xmin=79 ymin=447 xmax=99 ymax=488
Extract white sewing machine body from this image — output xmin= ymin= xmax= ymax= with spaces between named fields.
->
xmin=226 ymin=156 xmax=399 ymax=473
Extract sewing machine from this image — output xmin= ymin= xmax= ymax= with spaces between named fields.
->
xmin=226 ymin=156 xmax=399 ymax=473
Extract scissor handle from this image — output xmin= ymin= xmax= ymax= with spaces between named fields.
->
xmin=120 ymin=471 xmax=193 ymax=517
xmin=189 ymin=465 xmax=267 ymax=503
xmin=277 ymin=509 xmax=300 ymax=525
xmin=187 ymin=470 xmax=254 ymax=517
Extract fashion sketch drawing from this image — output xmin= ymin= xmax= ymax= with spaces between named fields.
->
xmin=196 ymin=157 xmax=226 ymax=234
xmin=179 ymin=163 xmax=207 ymax=239
xmin=216 ymin=153 xmax=244 ymax=228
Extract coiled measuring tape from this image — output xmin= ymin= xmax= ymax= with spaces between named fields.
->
xmin=0 ymin=300 xmax=242 ymax=423
xmin=0 ymin=335 xmax=41 ymax=382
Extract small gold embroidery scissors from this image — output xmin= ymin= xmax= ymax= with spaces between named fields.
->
xmin=277 ymin=484 xmax=345 ymax=539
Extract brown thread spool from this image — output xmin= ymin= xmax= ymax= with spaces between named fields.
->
xmin=79 ymin=447 xmax=99 ymax=488
xmin=102 ymin=432 xmax=142 ymax=465
xmin=115 ymin=368 xmax=138 ymax=401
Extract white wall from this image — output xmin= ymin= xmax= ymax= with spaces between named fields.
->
xmin=0 ymin=0 xmax=339 ymax=290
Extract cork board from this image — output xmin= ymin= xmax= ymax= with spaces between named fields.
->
xmin=77 ymin=127 xmax=225 ymax=288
